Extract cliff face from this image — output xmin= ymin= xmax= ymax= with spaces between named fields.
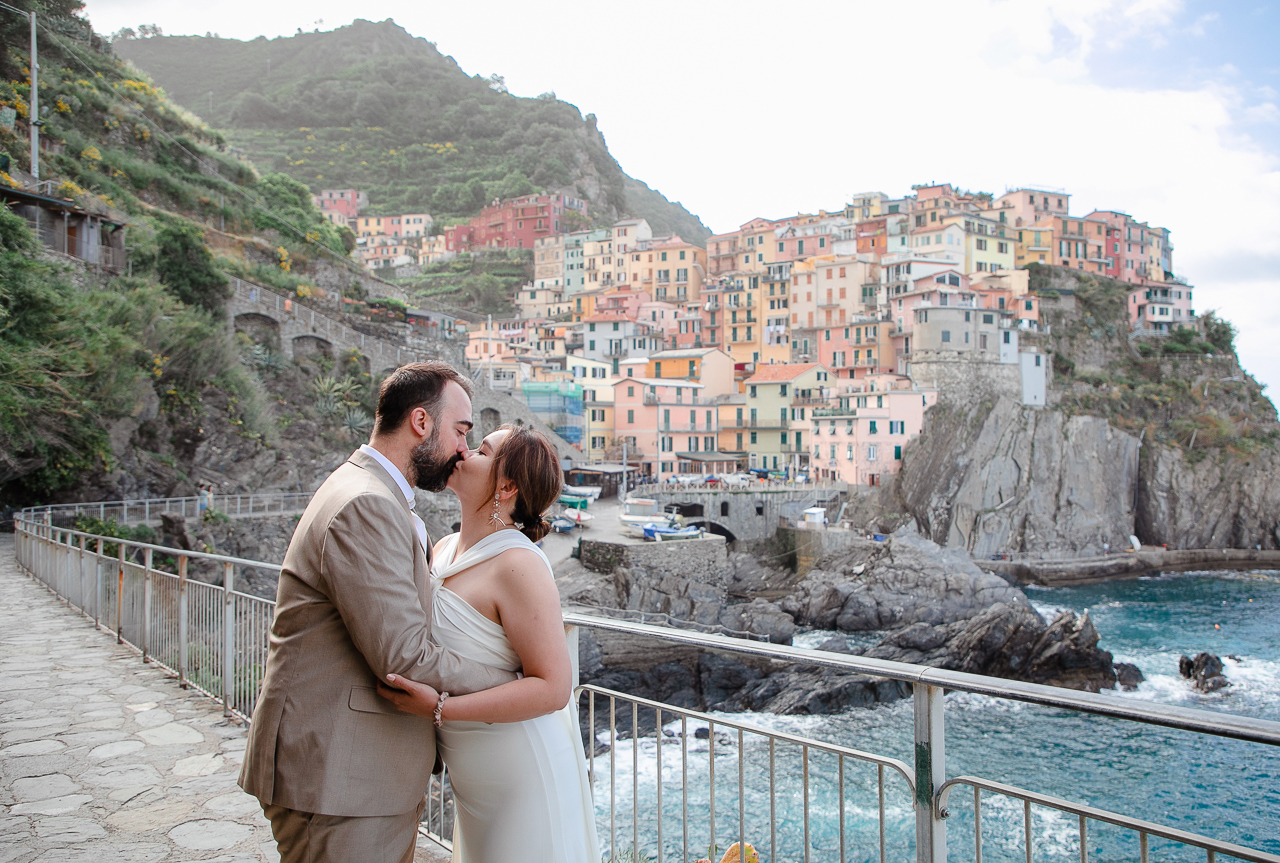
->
xmin=898 ymin=398 xmax=1141 ymax=556
xmin=892 ymin=267 xmax=1280 ymax=554
xmin=1137 ymin=443 xmax=1280 ymax=549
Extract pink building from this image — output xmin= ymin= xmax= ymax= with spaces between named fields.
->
xmin=445 ymin=193 xmax=587 ymax=252
xmin=597 ymin=286 xmax=650 ymax=320
xmin=815 ymin=318 xmax=890 ymax=380
xmin=809 ymin=375 xmax=936 ymax=486
xmin=612 ymin=377 xmax=718 ymax=479
xmin=312 ymin=188 xmax=366 ymax=221
xmin=1128 ymin=284 xmax=1195 ymax=331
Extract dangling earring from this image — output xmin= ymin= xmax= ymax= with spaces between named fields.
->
xmin=489 ymin=493 xmax=508 ymax=529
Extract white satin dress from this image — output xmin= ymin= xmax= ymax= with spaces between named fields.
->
xmin=430 ymin=530 xmax=599 ymax=863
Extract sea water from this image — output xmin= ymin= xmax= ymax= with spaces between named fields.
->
xmin=592 ymin=571 xmax=1280 ymax=862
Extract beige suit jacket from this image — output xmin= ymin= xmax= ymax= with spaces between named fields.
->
xmin=238 ymin=449 xmax=515 ymax=817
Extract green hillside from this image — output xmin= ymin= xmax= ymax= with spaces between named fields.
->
xmin=114 ymin=21 xmax=712 ymax=242
xmin=0 ymin=7 xmax=389 ymax=507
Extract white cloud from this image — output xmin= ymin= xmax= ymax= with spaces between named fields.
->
xmin=81 ymin=0 xmax=1280 ymax=391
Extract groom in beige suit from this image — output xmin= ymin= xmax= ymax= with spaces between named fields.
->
xmin=239 ymin=362 xmax=516 ymax=862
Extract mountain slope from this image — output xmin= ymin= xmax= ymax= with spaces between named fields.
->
xmin=114 ymin=21 xmax=712 ymax=241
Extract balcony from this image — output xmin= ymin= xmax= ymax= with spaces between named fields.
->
xmin=603 ymin=347 xmax=629 ymax=359
xmin=791 ymin=397 xmax=830 ymax=407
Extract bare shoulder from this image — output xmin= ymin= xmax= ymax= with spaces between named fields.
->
xmin=493 ymin=547 xmax=554 ymax=585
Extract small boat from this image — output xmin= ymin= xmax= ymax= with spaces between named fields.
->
xmin=550 ymin=516 xmax=577 ymax=534
xmin=563 ymin=484 xmax=603 ymax=501
xmin=560 ymin=508 xmax=594 ymax=526
xmin=619 ymin=497 xmax=672 ymax=536
xmin=560 ymin=494 xmax=590 ymax=510
xmin=642 ymin=523 xmax=704 ymax=541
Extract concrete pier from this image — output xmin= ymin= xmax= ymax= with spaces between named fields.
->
xmin=983 ymin=546 xmax=1280 ymax=585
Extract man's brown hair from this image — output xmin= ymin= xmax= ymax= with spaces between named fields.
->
xmin=374 ymin=361 xmax=473 ymax=435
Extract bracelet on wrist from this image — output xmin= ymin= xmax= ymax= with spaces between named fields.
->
xmin=433 ymin=691 xmax=449 ymax=728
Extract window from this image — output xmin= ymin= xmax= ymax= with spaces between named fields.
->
xmin=589 ymin=340 xmax=596 ymax=351
xmin=705 ymin=436 xmax=715 ymax=451
xmin=626 ymin=409 xmax=634 ymax=423
xmin=780 ymin=384 xmax=788 ymax=396
xmin=655 ymin=362 xmax=662 ymax=377
xmin=750 ymin=432 xmax=757 ymax=444
xmin=589 ymin=323 xmax=596 ymax=332
xmin=661 ymin=252 xmax=668 ymax=261
xmin=680 ymin=250 xmax=686 ymax=260
xmin=1035 ymin=355 xmax=1042 ymax=366
xmin=941 ymin=331 xmax=951 ymax=343
xmin=894 ymin=445 xmax=902 ymax=460
xmin=750 ymin=385 xmax=757 ymax=398
xmin=627 ymin=386 xmax=634 ymax=397
xmin=976 ymin=239 xmax=988 ymax=251
xmin=781 ymin=432 xmax=788 ymax=445
xmin=869 ymin=420 xmax=878 ymax=434
xmin=1003 ymin=331 xmax=1011 ymax=344
xmin=720 ymin=501 xmax=730 ymax=517
xmin=867 ymin=444 xmax=878 ymax=461
xmin=998 ymin=242 xmax=1008 ymax=253
xmin=889 ymin=421 xmax=904 ymax=434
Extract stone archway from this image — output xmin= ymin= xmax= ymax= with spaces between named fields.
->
xmin=688 ymin=520 xmax=737 ymax=543
xmin=234 ymin=313 xmax=281 ymax=353
xmin=291 ymin=335 xmax=333 ymax=361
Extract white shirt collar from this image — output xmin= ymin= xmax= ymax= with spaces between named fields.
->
xmin=357 ymin=444 xmax=415 ymax=505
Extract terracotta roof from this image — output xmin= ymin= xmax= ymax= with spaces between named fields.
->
xmin=744 ymin=363 xmax=825 ymax=384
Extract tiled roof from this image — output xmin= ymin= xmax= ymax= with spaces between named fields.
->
xmin=744 ymin=363 xmax=825 ymax=384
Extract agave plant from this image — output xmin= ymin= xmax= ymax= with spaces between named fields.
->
xmin=342 ymin=408 xmax=374 ymax=439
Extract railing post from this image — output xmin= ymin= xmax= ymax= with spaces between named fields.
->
xmin=178 ymin=555 xmax=189 ymax=689
xmin=142 ymin=547 xmax=153 ymax=662
xmin=223 ymin=560 xmax=235 ymax=717
xmin=116 ymin=542 xmax=125 ymax=643
xmin=914 ymin=682 xmax=947 ymax=863
xmin=94 ymin=538 xmax=104 ymax=628
xmin=78 ymin=535 xmax=87 ymax=614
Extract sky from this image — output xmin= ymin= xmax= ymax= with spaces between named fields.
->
xmin=82 ymin=0 xmax=1280 ymax=393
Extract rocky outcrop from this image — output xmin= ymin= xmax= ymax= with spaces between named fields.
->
xmin=1179 ymin=652 xmax=1230 ymax=693
xmin=897 ymin=398 xmax=1141 ymax=557
xmin=1138 ymin=444 xmax=1280 ymax=550
xmin=780 ymin=529 xmax=1030 ymax=631
xmin=864 ymin=605 xmax=1129 ymax=693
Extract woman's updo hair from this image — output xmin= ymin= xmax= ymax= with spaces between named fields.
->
xmin=488 ymin=423 xmax=562 ymax=543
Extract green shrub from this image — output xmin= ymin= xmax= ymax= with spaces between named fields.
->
xmin=156 ymin=222 xmax=231 ymax=316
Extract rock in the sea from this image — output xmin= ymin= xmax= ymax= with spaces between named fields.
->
xmin=860 ymin=605 xmax=1124 ymax=693
xmin=723 ymin=599 xmax=795 ymax=644
xmin=816 ymin=635 xmax=854 ymax=654
xmin=1115 ymin=662 xmax=1144 ymax=691
xmin=780 ymin=529 xmax=1031 ymax=632
xmin=1179 ymin=652 xmax=1230 ymax=693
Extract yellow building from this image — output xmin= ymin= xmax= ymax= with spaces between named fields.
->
xmin=741 ymin=363 xmax=831 ymax=474
xmin=570 ymin=286 xmax=608 ymax=323
xmin=1014 ymin=222 xmax=1056 ymax=268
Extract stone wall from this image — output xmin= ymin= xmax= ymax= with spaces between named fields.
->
xmin=907 ymin=352 xmax=1022 ymax=407
xmin=642 ymin=485 xmax=847 ymax=542
xmin=581 ymin=535 xmax=728 ymax=586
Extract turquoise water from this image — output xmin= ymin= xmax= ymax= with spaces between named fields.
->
xmin=593 ymin=572 xmax=1280 ymax=862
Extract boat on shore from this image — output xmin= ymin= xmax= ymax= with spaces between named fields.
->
xmin=619 ymin=497 xmax=673 ymax=537
xmin=642 ymin=523 xmax=705 ymax=541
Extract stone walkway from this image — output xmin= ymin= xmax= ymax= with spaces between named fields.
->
xmin=0 ymin=537 xmax=449 ymax=863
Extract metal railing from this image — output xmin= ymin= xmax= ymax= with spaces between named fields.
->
xmin=12 ymin=512 xmax=1280 ymax=863
xmin=21 ymin=491 xmax=313 ymax=526
xmin=14 ymin=515 xmax=277 ymax=721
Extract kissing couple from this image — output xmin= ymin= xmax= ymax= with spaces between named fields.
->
xmin=238 ymin=362 xmax=599 ymax=862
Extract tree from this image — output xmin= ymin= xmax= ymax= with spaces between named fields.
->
xmin=155 ymin=222 xmax=230 ymax=316
xmin=1200 ymin=312 xmax=1236 ymax=354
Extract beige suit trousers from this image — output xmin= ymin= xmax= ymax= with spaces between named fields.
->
xmin=264 ymin=797 xmax=426 ymax=863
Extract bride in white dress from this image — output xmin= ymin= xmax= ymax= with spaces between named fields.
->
xmin=377 ymin=424 xmax=599 ymax=863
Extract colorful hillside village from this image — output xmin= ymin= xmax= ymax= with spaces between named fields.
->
xmin=320 ymin=183 xmax=1192 ymax=485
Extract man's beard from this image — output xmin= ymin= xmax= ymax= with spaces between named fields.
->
xmin=409 ymin=431 xmax=462 ymax=492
